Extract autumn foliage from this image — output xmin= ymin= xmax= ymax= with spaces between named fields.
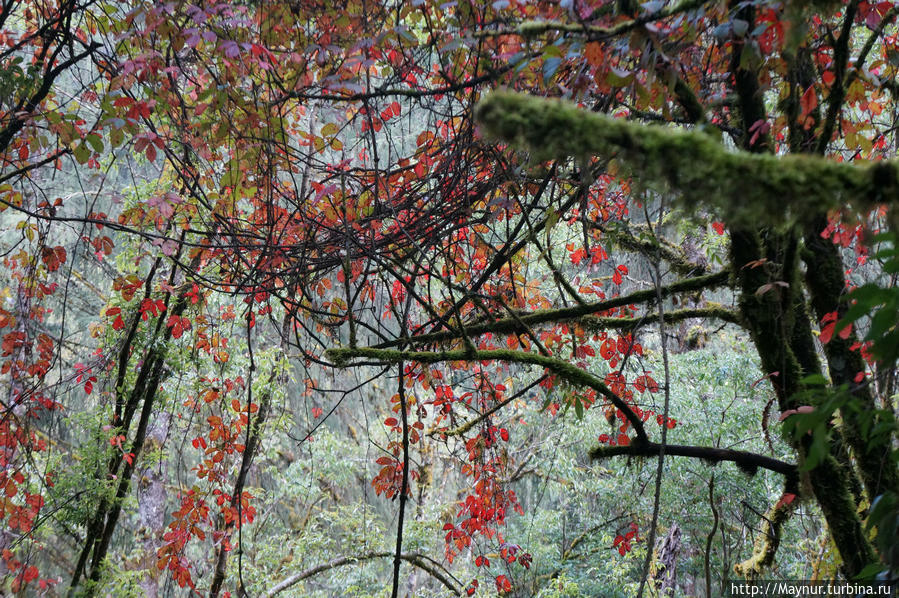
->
xmin=0 ymin=0 xmax=897 ymax=595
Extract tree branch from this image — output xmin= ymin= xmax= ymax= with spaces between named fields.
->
xmin=434 ymin=376 xmax=547 ymax=438
xmin=474 ymin=91 xmax=899 ymax=224
xmin=582 ymin=306 xmax=740 ymax=330
xmin=474 ymin=0 xmax=710 ymax=41
xmin=733 ymin=485 xmax=798 ymax=577
xmin=815 ymin=0 xmax=860 ymax=155
xmin=589 ymin=439 xmax=798 ymax=483
xmin=263 ymin=552 xmax=462 ymax=598
xmin=585 ymin=220 xmax=710 ymax=276
xmin=372 ymin=270 xmax=730 ymax=349
xmin=268 ymin=67 xmax=512 ymax=107
xmin=327 ymin=346 xmax=650 ymax=443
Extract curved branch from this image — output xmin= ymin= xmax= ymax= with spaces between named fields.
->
xmin=589 ymin=439 xmax=797 ymax=483
xmin=263 ymin=552 xmax=462 ymax=598
xmin=327 ymin=346 xmax=650 ymax=443
xmin=733 ymin=487 xmax=799 ymax=577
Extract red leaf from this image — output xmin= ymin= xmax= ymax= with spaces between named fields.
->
xmin=569 ymin=247 xmax=587 ymax=265
xmin=41 ymin=246 xmax=67 ymax=272
xmin=776 ymin=492 xmax=797 ymax=509
xmin=166 ymin=315 xmax=190 ymax=339
xmin=495 ymin=575 xmax=512 ymax=593
xmin=600 ymin=338 xmax=615 ymax=360
xmin=800 ymin=85 xmax=817 ymax=119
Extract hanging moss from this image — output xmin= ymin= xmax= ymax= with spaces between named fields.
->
xmin=474 ymin=91 xmax=898 ymax=225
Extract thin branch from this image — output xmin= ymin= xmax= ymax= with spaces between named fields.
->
xmin=473 ymin=0 xmax=710 ymax=41
xmin=435 ymin=375 xmax=547 ymax=438
xmin=705 ymin=475 xmax=718 ymax=598
xmin=391 ymin=364 xmax=409 ymax=598
xmin=263 ymin=552 xmax=462 ymax=598
xmin=372 ymin=270 xmax=730 ymax=349
xmin=268 ymin=67 xmax=511 ymax=107
xmin=638 ymin=210 xmax=674 ymax=598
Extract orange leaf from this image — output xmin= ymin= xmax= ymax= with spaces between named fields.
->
xmin=800 ymin=85 xmax=817 ymax=119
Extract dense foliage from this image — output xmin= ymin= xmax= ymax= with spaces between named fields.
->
xmin=0 ymin=0 xmax=897 ymax=595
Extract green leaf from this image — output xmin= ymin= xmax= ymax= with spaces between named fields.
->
xmin=802 ymin=423 xmax=829 ymax=471
xmin=86 ymin=134 xmax=104 ymax=153
xmin=542 ymin=57 xmax=562 ymax=83
xmin=220 ymin=160 xmax=241 ymax=189
xmin=605 ymin=67 xmax=633 ymax=87
xmin=73 ymin=143 xmax=90 ymax=164
xmin=544 ymin=206 xmax=559 ymax=232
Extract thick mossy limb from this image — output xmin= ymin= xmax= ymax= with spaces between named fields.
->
xmin=581 ymin=305 xmax=740 ymax=331
xmin=733 ymin=491 xmax=796 ymax=578
xmin=474 ymin=91 xmax=898 ymax=225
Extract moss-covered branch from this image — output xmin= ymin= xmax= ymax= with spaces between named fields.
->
xmin=326 ymin=346 xmax=649 ymax=442
xmin=582 ymin=306 xmax=740 ymax=330
xmin=474 ymin=0 xmax=710 ymax=40
xmin=815 ymin=0 xmax=859 ymax=155
xmin=732 ymin=487 xmax=798 ymax=578
xmin=584 ymin=220 xmax=709 ymax=276
xmin=474 ymin=92 xmax=898 ymax=225
xmin=589 ymin=440 xmax=798 ymax=482
xmin=373 ymin=270 xmax=730 ymax=349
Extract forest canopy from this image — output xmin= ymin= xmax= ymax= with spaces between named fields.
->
xmin=0 ymin=0 xmax=897 ymax=596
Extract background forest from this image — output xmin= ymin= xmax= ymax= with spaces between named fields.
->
xmin=0 ymin=0 xmax=897 ymax=596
